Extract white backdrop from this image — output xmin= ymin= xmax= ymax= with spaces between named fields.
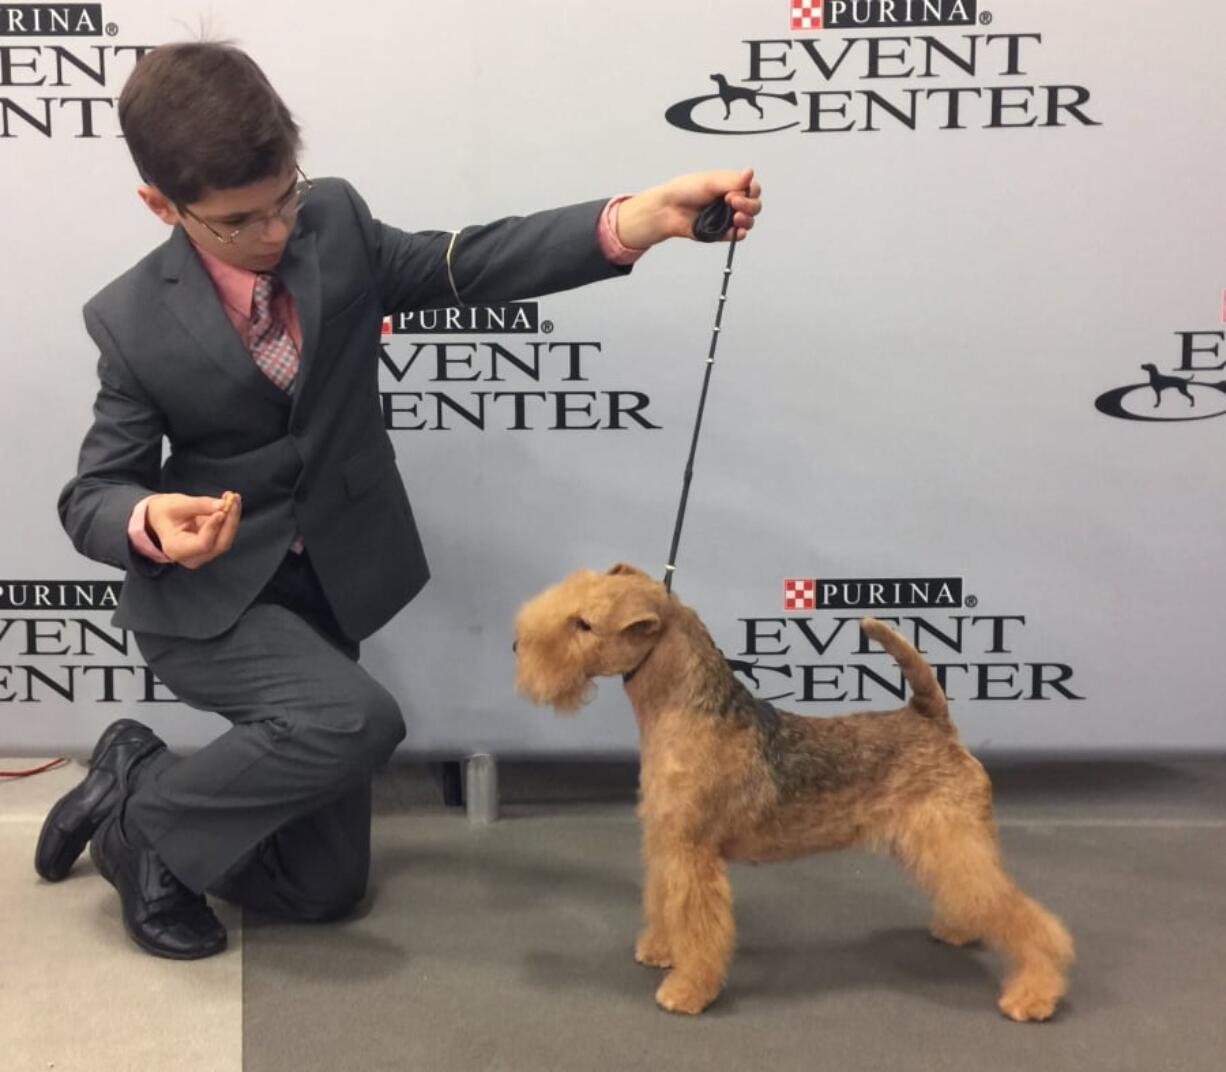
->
xmin=2 ymin=0 xmax=1224 ymax=757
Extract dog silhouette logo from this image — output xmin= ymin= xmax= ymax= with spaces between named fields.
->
xmin=709 ymin=74 xmax=780 ymax=121
xmin=1095 ymin=363 xmax=1226 ymax=422
xmin=665 ymin=73 xmax=800 ymax=135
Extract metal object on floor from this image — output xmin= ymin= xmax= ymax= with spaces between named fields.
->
xmin=465 ymin=753 xmax=499 ymax=824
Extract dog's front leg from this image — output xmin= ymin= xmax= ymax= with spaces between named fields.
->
xmin=635 ymin=850 xmax=672 ymax=968
xmin=653 ymin=844 xmax=734 ymax=1014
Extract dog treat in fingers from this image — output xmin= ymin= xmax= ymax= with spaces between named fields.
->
xmin=220 ymin=491 xmax=238 ymax=515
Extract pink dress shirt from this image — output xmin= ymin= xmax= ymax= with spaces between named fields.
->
xmin=129 ymin=196 xmax=645 ymax=563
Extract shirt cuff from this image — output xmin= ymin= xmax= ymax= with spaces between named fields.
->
xmin=598 ymin=195 xmax=647 ymax=266
xmin=128 ymin=495 xmax=173 ymax=564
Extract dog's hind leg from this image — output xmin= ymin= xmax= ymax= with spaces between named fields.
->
xmin=652 ymin=844 xmax=734 ymax=1014
xmin=891 ymin=804 xmax=1073 ymax=1022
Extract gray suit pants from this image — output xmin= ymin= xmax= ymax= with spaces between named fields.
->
xmin=127 ymin=552 xmax=405 ymax=920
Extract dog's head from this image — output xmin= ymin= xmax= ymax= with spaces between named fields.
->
xmin=514 ymin=563 xmax=668 ymax=713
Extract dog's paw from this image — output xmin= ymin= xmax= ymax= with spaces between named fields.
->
xmin=998 ymin=982 xmax=1060 ymax=1023
xmin=634 ymin=932 xmax=672 ymax=968
xmin=655 ymin=973 xmax=719 ymax=1015
xmin=929 ymin=920 xmax=981 ymax=948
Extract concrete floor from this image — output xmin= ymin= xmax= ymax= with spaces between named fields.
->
xmin=4 ymin=757 xmax=1225 ymax=1072
xmin=1 ymin=758 xmax=242 ymax=1072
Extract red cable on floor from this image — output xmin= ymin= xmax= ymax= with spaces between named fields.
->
xmin=0 ymin=758 xmax=69 ymax=778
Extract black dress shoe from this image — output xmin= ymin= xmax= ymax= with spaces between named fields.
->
xmin=90 ymin=809 xmax=228 ymax=960
xmin=34 ymin=718 xmax=165 ymax=882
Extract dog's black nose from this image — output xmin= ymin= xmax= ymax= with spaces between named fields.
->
xmin=512 ymin=640 xmax=518 ymax=654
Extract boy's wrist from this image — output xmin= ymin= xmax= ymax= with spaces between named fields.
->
xmin=129 ymin=494 xmax=172 ymax=564
xmin=614 ymin=188 xmax=667 ymax=251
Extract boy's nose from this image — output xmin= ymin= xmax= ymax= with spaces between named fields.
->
xmin=261 ymin=214 xmax=292 ymax=243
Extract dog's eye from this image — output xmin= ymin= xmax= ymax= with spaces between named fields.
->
xmin=575 ymin=618 xmax=592 ymax=632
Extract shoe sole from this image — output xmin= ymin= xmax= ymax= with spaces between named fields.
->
xmin=34 ymin=782 xmax=112 ymax=881
xmin=33 ymin=719 xmax=153 ymax=882
xmin=126 ymin=927 xmax=228 ymax=961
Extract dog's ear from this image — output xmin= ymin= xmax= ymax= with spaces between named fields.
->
xmin=618 ymin=612 xmax=661 ymax=640
xmin=607 ymin=562 xmax=649 ymax=579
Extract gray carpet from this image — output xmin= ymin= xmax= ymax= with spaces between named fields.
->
xmin=242 ymin=760 xmax=1226 ymax=1072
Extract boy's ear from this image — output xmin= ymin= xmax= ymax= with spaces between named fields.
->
xmin=137 ymin=184 xmax=180 ymax=227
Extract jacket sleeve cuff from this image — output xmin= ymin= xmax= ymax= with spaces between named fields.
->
xmin=128 ymin=495 xmax=173 ymax=565
xmin=597 ymin=196 xmax=647 ymax=266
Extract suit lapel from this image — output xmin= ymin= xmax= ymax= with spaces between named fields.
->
xmin=160 ymin=227 xmax=289 ymax=408
xmin=277 ymin=227 xmax=321 ymax=407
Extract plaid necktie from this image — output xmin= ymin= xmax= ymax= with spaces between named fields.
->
xmin=248 ymin=273 xmax=299 ymax=393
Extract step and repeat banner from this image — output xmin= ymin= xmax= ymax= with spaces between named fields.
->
xmin=2 ymin=1 xmax=1223 ymax=757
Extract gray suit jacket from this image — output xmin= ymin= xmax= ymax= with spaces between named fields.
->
xmin=58 ymin=178 xmax=631 ymax=641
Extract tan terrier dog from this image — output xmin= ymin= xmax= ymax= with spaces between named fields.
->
xmin=514 ymin=564 xmax=1073 ymax=1020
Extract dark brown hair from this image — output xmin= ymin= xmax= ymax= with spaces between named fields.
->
xmin=118 ymin=42 xmax=301 ymax=206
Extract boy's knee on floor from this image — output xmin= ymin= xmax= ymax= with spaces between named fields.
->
xmin=293 ymin=868 xmax=369 ymax=922
xmin=213 ymin=866 xmax=368 ymax=923
xmin=300 ymin=890 xmax=366 ymax=922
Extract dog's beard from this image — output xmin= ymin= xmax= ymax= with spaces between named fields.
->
xmin=551 ymin=678 xmax=597 ymax=715
xmin=515 ymin=663 xmax=595 ymax=713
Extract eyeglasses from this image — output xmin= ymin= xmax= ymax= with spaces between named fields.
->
xmin=183 ymin=167 xmax=313 ymax=247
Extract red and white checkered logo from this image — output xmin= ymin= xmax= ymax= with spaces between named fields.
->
xmin=783 ymin=578 xmax=816 ymax=611
xmin=791 ymin=1 xmax=822 ymax=30
xmin=381 ymin=315 xmax=393 ymax=335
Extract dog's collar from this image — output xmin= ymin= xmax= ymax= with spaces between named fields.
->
xmin=622 ymin=647 xmax=654 ymax=685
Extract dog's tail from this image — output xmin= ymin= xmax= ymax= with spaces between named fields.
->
xmin=861 ymin=617 xmax=951 ymax=728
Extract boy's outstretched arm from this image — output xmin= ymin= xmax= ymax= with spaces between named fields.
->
xmin=344 ymin=168 xmax=762 ymax=315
